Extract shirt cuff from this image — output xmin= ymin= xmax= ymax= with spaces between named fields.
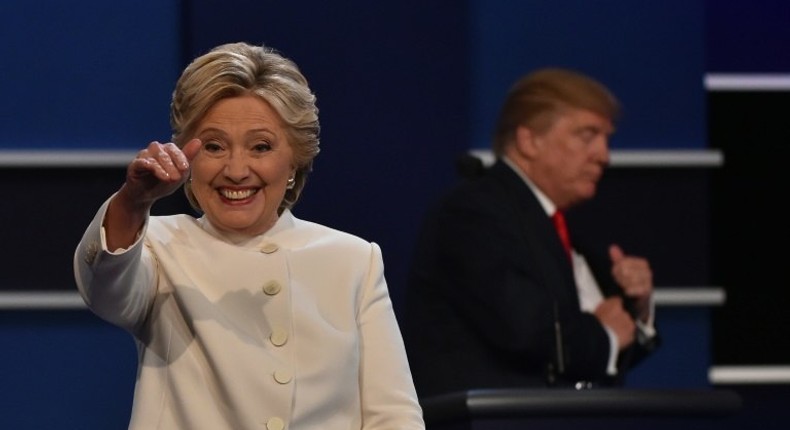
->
xmin=636 ymin=294 xmax=657 ymax=340
xmin=100 ymin=225 xmax=144 ymax=255
xmin=601 ymin=325 xmax=619 ymax=376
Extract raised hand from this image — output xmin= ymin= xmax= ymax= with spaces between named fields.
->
xmin=124 ymin=139 xmax=201 ymax=206
xmin=104 ymin=139 xmax=201 ymax=251
xmin=609 ymin=244 xmax=653 ymax=321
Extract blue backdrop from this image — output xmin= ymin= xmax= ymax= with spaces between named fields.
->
xmin=2 ymin=1 xmax=784 ymax=428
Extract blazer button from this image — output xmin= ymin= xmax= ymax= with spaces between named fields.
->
xmin=262 ymin=280 xmax=282 ymax=296
xmin=270 ymin=327 xmax=288 ymax=346
xmin=260 ymin=243 xmax=279 ymax=254
xmin=266 ymin=417 xmax=285 ymax=430
xmin=273 ymin=369 xmax=293 ymax=384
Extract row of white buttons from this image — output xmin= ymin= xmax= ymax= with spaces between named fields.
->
xmin=260 ymin=242 xmax=289 ymax=430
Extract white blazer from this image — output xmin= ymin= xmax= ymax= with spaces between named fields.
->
xmin=74 ymin=198 xmax=424 ymax=430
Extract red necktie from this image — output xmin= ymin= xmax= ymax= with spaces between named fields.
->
xmin=551 ymin=210 xmax=572 ymax=261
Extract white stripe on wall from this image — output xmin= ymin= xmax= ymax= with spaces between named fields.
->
xmin=0 ymin=150 xmax=136 ymax=168
xmin=705 ymin=73 xmax=790 ymax=91
xmin=710 ymin=365 xmax=790 ymax=384
xmin=469 ymin=149 xmax=724 ymax=168
xmin=0 ymin=291 xmax=87 ymax=310
xmin=1 ymin=287 xmax=723 ymax=310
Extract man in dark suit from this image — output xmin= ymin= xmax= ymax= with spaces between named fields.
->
xmin=403 ymin=68 xmax=658 ymax=398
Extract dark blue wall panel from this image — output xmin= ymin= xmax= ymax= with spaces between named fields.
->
xmin=0 ymin=1 xmax=181 ymax=149
xmin=0 ymin=311 xmax=136 ymax=429
xmin=469 ymin=0 xmax=706 ymax=150
xmin=706 ymin=0 xmax=790 ymax=72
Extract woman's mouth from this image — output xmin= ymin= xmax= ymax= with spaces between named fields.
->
xmin=219 ymin=188 xmax=258 ymax=200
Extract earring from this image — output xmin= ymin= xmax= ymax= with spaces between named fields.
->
xmin=287 ymin=176 xmax=295 ymax=190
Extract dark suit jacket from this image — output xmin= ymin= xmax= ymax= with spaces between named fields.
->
xmin=403 ymin=159 xmax=657 ymax=398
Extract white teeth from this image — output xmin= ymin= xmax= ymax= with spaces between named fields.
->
xmin=220 ymin=189 xmax=256 ymax=200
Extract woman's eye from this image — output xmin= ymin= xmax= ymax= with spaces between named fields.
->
xmin=203 ymin=141 xmax=223 ymax=153
xmin=252 ymin=142 xmax=273 ymax=153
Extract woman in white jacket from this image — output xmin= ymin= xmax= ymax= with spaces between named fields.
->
xmin=73 ymin=41 xmax=424 ymax=430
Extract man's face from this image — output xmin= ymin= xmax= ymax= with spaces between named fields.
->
xmin=528 ymin=108 xmax=613 ymax=209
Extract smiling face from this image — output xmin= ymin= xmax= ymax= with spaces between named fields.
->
xmin=517 ymin=107 xmax=613 ymax=209
xmin=190 ymin=94 xmax=295 ymax=236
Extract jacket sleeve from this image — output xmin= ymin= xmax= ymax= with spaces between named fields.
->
xmin=357 ymin=242 xmax=425 ymax=429
xmin=73 ymin=195 xmax=157 ymax=333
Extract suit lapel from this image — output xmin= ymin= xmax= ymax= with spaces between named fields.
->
xmin=487 ymin=161 xmax=580 ymax=308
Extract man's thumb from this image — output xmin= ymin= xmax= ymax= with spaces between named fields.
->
xmin=609 ymin=244 xmax=625 ymax=262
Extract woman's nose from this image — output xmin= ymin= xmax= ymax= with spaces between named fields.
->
xmin=223 ymin=153 xmax=250 ymax=180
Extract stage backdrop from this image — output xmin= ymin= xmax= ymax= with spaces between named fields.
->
xmin=6 ymin=1 xmax=786 ymax=429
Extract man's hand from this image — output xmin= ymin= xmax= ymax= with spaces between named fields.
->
xmin=609 ymin=244 xmax=653 ymax=322
xmin=594 ymin=296 xmax=636 ymax=351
